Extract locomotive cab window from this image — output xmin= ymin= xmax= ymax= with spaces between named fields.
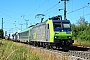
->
xmin=53 ymin=22 xmax=61 ymax=28
xmin=63 ymin=22 xmax=71 ymax=28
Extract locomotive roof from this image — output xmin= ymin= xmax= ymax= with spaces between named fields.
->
xmin=32 ymin=22 xmax=45 ymax=28
xmin=52 ymin=20 xmax=70 ymax=22
xmin=19 ymin=27 xmax=31 ymax=33
xmin=32 ymin=20 xmax=71 ymax=28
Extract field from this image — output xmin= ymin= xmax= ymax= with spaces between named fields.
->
xmin=0 ymin=39 xmax=73 ymax=60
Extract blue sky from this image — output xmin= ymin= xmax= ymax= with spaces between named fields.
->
xmin=0 ymin=0 xmax=90 ymax=35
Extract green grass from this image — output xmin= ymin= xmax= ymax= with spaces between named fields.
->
xmin=0 ymin=39 xmax=73 ymax=60
xmin=0 ymin=40 xmax=40 ymax=60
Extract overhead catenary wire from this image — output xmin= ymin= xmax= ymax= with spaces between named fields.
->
xmin=43 ymin=1 xmax=60 ymax=14
xmin=0 ymin=9 xmax=19 ymax=19
xmin=24 ymin=0 xmax=50 ymax=25
xmin=70 ymin=12 xmax=90 ymax=21
xmin=0 ymin=8 xmax=22 ymax=29
xmin=45 ymin=5 xmax=60 ymax=18
xmin=0 ymin=0 xmax=37 ymax=20
xmin=67 ymin=2 xmax=90 ymax=21
xmin=26 ymin=0 xmax=48 ymax=18
xmin=0 ymin=0 xmax=38 ymax=27
xmin=23 ymin=0 xmax=37 ymax=15
xmin=27 ymin=1 xmax=60 ymax=23
xmin=0 ymin=8 xmax=22 ymax=15
xmin=67 ymin=3 xmax=90 ymax=14
xmin=38 ymin=1 xmax=60 ymax=20
xmin=1 ymin=0 xmax=61 ymax=33
xmin=2 ymin=0 xmax=90 ymax=33
xmin=0 ymin=8 xmax=23 ymax=28
xmin=17 ymin=0 xmax=38 ymax=28
xmin=20 ymin=0 xmax=60 ymax=21
xmin=29 ymin=1 xmax=60 ymax=23
xmin=0 ymin=9 xmax=21 ymax=32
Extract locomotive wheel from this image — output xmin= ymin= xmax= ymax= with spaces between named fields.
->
xmin=43 ymin=43 xmax=46 ymax=48
xmin=46 ymin=43 xmax=50 ymax=49
xmin=62 ymin=46 xmax=69 ymax=52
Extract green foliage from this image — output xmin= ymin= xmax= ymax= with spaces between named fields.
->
xmin=72 ymin=17 xmax=90 ymax=41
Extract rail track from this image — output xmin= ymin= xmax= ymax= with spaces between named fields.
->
xmin=49 ymin=46 xmax=90 ymax=60
xmin=9 ymin=39 xmax=90 ymax=60
xmin=27 ymin=43 xmax=90 ymax=60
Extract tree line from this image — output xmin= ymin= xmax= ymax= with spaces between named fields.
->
xmin=72 ymin=17 xmax=90 ymax=41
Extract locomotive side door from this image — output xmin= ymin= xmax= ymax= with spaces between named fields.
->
xmin=45 ymin=24 xmax=50 ymax=42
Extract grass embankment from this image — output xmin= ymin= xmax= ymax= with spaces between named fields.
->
xmin=0 ymin=39 xmax=73 ymax=60
xmin=0 ymin=39 xmax=40 ymax=60
xmin=73 ymin=40 xmax=90 ymax=47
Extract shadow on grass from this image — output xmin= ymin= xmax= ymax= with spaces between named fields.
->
xmin=69 ymin=46 xmax=90 ymax=51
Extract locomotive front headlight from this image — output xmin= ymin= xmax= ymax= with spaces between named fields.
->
xmin=62 ymin=30 xmax=63 ymax=32
xmin=69 ymin=37 xmax=71 ymax=38
xmin=54 ymin=36 xmax=58 ymax=39
xmin=68 ymin=36 xmax=71 ymax=39
xmin=55 ymin=36 xmax=57 ymax=38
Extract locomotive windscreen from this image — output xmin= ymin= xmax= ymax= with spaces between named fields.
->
xmin=62 ymin=22 xmax=71 ymax=28
xmin=53 ymin=22 xmax=71 ymax=32
xmin=53 ymin=22 xmax=61 ymax=29
xmin=53 ymin=22 xmax=71 ymax=28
